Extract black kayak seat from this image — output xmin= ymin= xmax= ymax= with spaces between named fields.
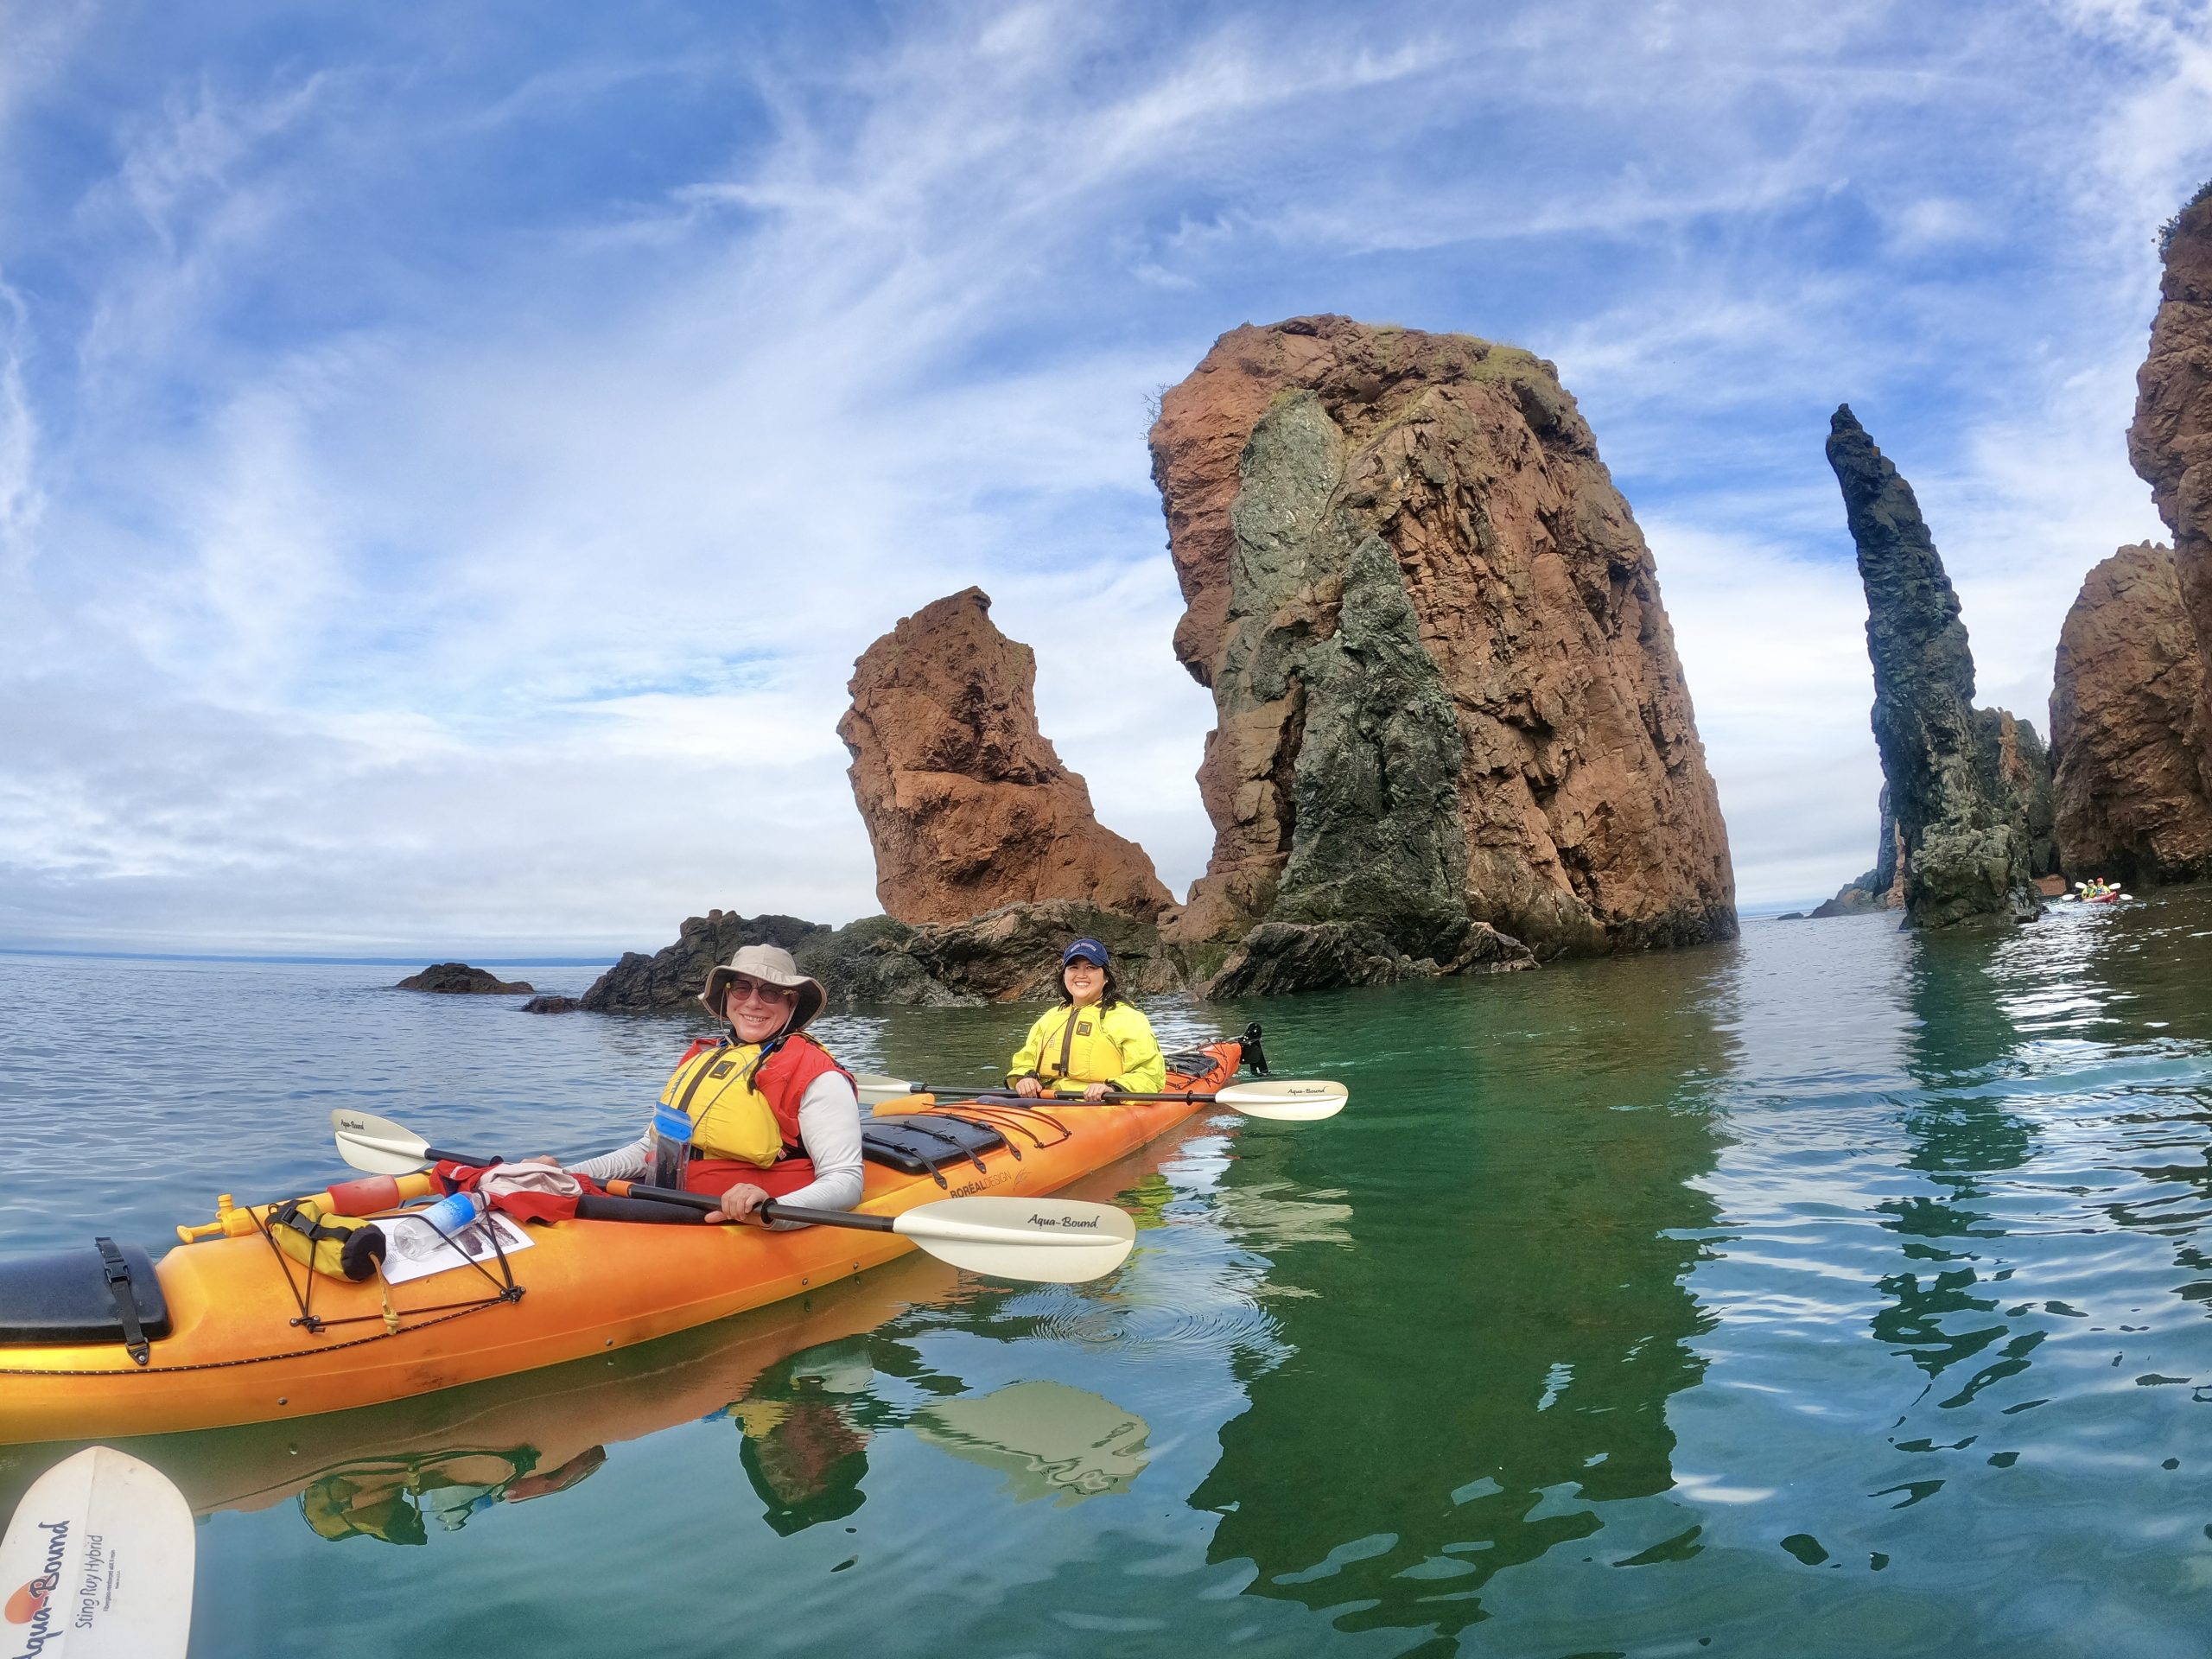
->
xmin=0 ymin=1240 xmax=172 ymax=1347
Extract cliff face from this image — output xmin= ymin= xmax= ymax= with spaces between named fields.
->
xmin=2050 ymin=542 xmax=2212 ymax=882
xmin=838 ymin=588 xmax=1174 ymax=926
xmin=1826 ymin=406 xmax=2050 ymax=926
xmin=2098 ymin=187 xmax=2212 ymax=880
xmin=1149 ymin=315 xmax=1736 ymax=963
xmin=2132 ymin=190 xmax=2212 ymax=690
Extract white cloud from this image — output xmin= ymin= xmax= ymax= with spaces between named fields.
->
xmin=2 ymin=0 xmax=2210 ymax=948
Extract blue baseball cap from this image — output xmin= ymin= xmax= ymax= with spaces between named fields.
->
xmin=1062 ymin=938 xmax=1110 ymax=968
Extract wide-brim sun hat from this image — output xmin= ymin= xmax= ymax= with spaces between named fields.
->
xmin=701 ymin=943 xmax=828 ymax=1033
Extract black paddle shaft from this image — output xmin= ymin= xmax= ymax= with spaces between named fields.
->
xmin=620 ymin=1183 xmax=897 ymax=1231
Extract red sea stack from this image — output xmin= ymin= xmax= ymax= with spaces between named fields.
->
xmin=2093 ymin=186 xmax=2212 ymax=880
xmin=1148 ymin=315 xmax=1735 ymax=957
xmin=838 ymin=588 xmax=1175 ymax=925
xmin=2050 ymin=543 xmax=2212 ymax=883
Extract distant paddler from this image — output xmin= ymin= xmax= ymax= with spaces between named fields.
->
xmin=1007 ymin=938 xmax=1166 ymax=1101
xmin=563 ymin=944 xmax=863 ymax=1228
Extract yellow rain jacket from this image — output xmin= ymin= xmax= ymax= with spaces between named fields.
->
xmin=1007 ymin=1000 xmax=1166 ymax=1094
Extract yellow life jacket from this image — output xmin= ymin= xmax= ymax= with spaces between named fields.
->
xmin=659 ymin=1038 xmax=817 ymax=1166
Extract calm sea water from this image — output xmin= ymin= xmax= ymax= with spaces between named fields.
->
xmin=3 ymin=889 xmax=2212 ymax=1658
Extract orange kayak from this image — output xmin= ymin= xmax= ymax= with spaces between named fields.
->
xmin=0 ymin=1041 xmax=1242 ymax=1443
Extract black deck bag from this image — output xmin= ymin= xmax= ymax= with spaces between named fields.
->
xmin=861 ymin=1116 xmax=1010 ymax=1187
xmin=0 ymin=1238 xmax=172 ymax=1360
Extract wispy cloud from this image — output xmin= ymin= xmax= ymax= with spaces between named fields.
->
xmin=0 ymin=0 xmax=2209 ymax=948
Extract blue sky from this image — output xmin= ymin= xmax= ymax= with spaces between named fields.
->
xmin=2 ymin=0 xmax=2208 ymax=953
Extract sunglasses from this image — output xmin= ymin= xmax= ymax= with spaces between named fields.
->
xmin=725 ymin=976 xmax=796 ymax=1004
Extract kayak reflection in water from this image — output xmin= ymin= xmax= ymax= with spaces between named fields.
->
xmin=1007 ymin=938 xmax=1166 ymax=1101
xmin=564 ymin=944 xmax=864 ymax=1227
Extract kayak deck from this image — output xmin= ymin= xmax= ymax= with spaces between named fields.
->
xmin=1 ymin=1052 xmax=1236 ymax=1442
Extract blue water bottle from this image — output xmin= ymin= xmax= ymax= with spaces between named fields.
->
xmin=649 ymin=1106 xmax=694 ymax=1190
xmin=417 ymin=1190 xmax=486 ymax=1236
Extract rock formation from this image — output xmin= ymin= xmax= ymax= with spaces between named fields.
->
xmin=396 ymin=963 xmax=534 ymax=994
xmin=578 ymin=912 xmax=827 ymax=1013
xmin=1809 ymin=787 xmax=1905 ymax=917
xmin=2133 ymin=186 xmax=2212 ymax=699
xmin=2069 ymin=181 xmax=2212 ymax=884
xmin=578 ymin=902 xmax=1203 ymax=1014
xmin=1149 ymin=315 xmax=1736 ymax=979
xmin=2050 ymin=542 xmax=2212 ymax=882
xmin=838 ymin=588 xmax=1174 ymax=926
xmin=1826 ymin=406 xmax=2052 ymax=926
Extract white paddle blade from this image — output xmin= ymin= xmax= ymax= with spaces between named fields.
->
xmin=1 ymin=1446 xmax=194 ymax=1659
xmin=332 ymin=1108 xmax=434 ymax=1174
xmin=895 ymin=1196 xmax=1136 ymax=1284
xmin=1213 ymin=1079 xmax=1348 ymax=1121
xmin=855 ymin=1074 xmax=925 ymax=1107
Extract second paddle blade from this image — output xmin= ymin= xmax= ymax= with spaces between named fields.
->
xmin=0 ymin=1446 xmax=195 ymax=1659
xmin=897 ymin=1195 xmax=1137 ymax=1284
xmin=1214 ymin=1079 xmax=1349 ymax=1121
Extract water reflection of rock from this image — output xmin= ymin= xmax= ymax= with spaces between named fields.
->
xmin=1875 ymin=933 xmax=2040 ymax=1406
xmin=1194 ymin=959 xmax=1732 ymax=1636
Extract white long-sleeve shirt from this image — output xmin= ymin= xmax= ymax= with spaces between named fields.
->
xmin=569 ymin=1073 xmax=865 ymax=1227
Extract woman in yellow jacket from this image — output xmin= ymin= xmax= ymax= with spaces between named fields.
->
xmin=1007 ymin=938 xmax=1166 ymax=1100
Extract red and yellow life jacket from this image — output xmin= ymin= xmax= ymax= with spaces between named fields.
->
xmin=660 ymin=1033 xmax=849 ymax=1166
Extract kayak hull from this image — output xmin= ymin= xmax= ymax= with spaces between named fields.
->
xmin=0 ymin=1051 xmax=1236 ymax=1442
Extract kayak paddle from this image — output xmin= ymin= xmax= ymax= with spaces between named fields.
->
xmin=332 ymin=1108 xmax=495 ymax=1173
xmin=853 ymin=1073 xmax=1347 ymax=1121
xmin=330 ymin=1109 xmax=1138 ymax=1282
xmin=607 ymin=1184 xmax=1136 ymax=1282
xmin=0 ymin=1446 xmax=194 ymax=1659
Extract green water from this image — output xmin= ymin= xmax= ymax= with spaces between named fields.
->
xmin=4 ymin=889 xmax=2212 ymax=1656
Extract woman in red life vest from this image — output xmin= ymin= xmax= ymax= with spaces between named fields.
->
xmin=568 ymin=944 xmax=862 ymax=1225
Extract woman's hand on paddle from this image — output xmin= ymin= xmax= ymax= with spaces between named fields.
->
xmin=1082 ymin=1082 xmax=1109 ymax=1102
xmin=709 ymin=1184 xmax=772 ymax=1224
xmin=1013 ymin=1076 xmax=1043 ymax=1098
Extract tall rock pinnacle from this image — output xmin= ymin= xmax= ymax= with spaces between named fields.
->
xmin=1149 ymin=315 xmax=1736 ymax=969
xmin=1826 ymin=406 xmax=2051 ymax=925
xmin=838 ymin=588 xmax=1175 ymax=926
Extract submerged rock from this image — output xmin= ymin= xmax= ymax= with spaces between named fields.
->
xmin=1151 ymin=315 xmax=1737 ymax=974
xmin=838 ymin=588 xmax=1173 ymax=926
xmin=2050 ymin=542 xmax=2212 ymax=883
xmin=519 ymin=995 xmax=581 ymax=1014
xmin=1826 ymin=406 xmax=2052 ymax=926
xmin=397 ymin=963 xmax=535 ymax=995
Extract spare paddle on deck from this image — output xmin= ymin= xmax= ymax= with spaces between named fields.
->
xmin=331 ymin=1109 xmax=1138 ymax=1283
xmin=853 ymin=1074 xmax=1346 ymax=1121
xmin=332 ymin=1108 xmax=495 ymax=1174
xmin=0 ymin=1446 xmax=194 ymax=1659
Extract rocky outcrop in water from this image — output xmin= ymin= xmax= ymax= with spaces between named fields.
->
xmin=2050 ymin=542 xmax=2212 ymax=883
xmin=837 ymin=588 xmax=1174 ymax=926
xmin=578 ymin=912 xmax=828 ymax=1013
xmin=581 ymin=902 xmax=1202 ymax=1014
xmin=1150 ymin=315 xmax=1736 ymax=975
xmin=1827 ymin=406 xmax=2052 ymax=926
xmin=397 ymin=963 xmax=534 ymax=994
xmin=1810 ymin=786 xmax=1907 ymax=918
